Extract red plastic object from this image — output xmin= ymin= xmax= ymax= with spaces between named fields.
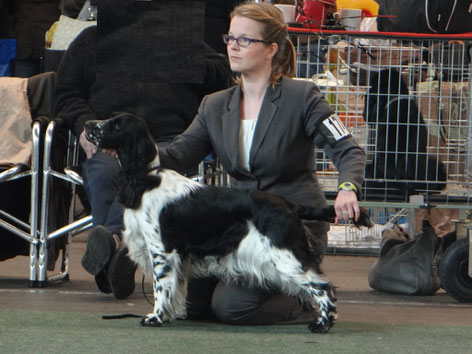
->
xmin=296 ymin=0 xmax=337 ymax=29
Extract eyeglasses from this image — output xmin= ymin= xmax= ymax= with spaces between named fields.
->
xmin=222 ymin=34 xmax=270 ymax=47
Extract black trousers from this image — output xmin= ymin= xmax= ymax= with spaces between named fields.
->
xmin=186 ymin=229 xmax=328 ymax=325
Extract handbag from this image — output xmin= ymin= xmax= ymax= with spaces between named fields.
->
xmin=368 ymin=220 xmax=443 ymax=295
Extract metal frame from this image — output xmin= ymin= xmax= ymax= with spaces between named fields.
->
xmin=36 ymin=120 xmax=93 ymax=286
xmin=1 ymin=118 xmax=93 ymax=286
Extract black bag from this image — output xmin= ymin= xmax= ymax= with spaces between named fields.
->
xmin=376 ymin=0 xmax=472 ymax=34
xmin=368 ymin=221 xmax=443 ymax=295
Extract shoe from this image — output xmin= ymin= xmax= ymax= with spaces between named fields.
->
xmin=94 ymin=269 xmax=112 ymax=294
xmin=81 ymin=226 xmax=116 ymax=276
xmin=108 ymin=246 xmax=137 ymax=300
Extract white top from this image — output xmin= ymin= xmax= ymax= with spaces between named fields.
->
xmin=238 ymin=119 xmax=257 ymax=171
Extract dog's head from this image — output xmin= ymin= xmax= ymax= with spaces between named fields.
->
xmin=85 ymin=112 xmax=160 ymax=209
xmin=85 ymin=112 xmax=157 ymax=167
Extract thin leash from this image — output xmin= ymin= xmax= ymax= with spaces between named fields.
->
xmin=102 ymin=274 xmax=153 ymax=320
xmin=141 ymin=273 xmax=154 ymax=305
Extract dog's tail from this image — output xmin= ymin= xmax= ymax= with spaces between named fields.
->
xmin=296 ymin=206 xmax=374 ymax=229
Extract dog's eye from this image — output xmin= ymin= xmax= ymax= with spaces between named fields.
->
xmin=114 ymin=124 xmax=121 ymax=131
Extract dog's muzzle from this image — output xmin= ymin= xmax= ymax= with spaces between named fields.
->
xmin=84 ymin=120 xmax=105 ymax=146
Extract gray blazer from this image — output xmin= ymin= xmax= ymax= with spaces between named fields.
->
xmin=159 ymin=77 xmax=366 ymax=225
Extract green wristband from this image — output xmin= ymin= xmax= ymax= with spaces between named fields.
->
xmin=338 ymin=181 xmax=357 ymax=192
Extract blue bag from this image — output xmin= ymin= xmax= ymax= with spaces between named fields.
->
xmin=0 ymin=38 xmax=17 ymax=76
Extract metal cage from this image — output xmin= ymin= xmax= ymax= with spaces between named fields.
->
xmin=290 ymin=29 xmax=472 ymax=249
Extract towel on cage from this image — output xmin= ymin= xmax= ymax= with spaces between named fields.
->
xmin=362 ymin=69 xmax=447 ymax=198
xmin=0 ymin=77 xmax=32 ymax=166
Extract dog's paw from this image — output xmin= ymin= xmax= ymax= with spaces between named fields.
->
xmin=140 ymin=313 xmax=163 ymax=327
xmin=308 ymin=316 xmax=333 ymax=334
xmin=327 ymin=310 xmax=337 ymax=327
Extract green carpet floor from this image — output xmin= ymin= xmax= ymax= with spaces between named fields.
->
xmin=1 ymin=310 xmax=472 ymax=354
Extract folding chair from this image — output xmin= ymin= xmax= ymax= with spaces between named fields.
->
xmin=28 ymin=71 xmax=93 ymax=286
xmin=0 ymin=73 xmax=93 ymax=287
xmin=0 ymin=76 xmax=42 ymax=286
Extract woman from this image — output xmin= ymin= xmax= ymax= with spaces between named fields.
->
xmin=158 ymin=2 xmax=366 ymax=324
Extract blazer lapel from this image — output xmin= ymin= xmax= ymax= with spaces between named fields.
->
xmin=249 ymin=82 xmax=281 ymax=169
xmin=222 ymin=85 xmax=242 ymax=170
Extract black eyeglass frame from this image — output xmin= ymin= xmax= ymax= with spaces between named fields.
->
xmin=222 ymin=34 xmax=271 ymax=47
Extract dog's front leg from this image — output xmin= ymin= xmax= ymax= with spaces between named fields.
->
xmin=141 ymin=250 xmax=185 ymax=326
xmin=140 ymin=251 xmax=171 ymax=327
xmin=306 ymin=283 xmax=337 ymax=333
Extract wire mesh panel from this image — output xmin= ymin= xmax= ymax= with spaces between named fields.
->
xmin=289 ymin=29 xmax=472 ymax=250
xmin=328 ymin=207 xmax=409 ymax=252
xmin=290 ymin=29 xmax=472 ymax=208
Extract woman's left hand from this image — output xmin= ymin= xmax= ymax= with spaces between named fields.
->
xmin=334 ymin=190 xmax=360 ymax=223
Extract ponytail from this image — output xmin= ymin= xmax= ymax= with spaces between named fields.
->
xmin=271 ymin=36 xmax=296 ymax=84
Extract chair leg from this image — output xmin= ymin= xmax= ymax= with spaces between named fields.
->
xmin=37 ymin=120 xmax=55 ymax=286
xmin=29 ymin=121 xmax=41 ymax=287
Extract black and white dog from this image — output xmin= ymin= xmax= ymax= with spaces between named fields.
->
xmin=85 ymin=113 xmax=373 ymax=333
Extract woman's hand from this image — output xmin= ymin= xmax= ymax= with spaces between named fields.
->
xmin=334 ymin=190 xmax=360 ymax=223
xmin=79 ymin=130 xmax=118 ymax=159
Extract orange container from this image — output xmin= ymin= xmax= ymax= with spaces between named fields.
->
xmin=336 ymin=0 xmax=379 ymax=17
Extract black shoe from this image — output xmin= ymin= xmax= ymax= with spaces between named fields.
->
xmin=108 ymin=246 xmax=137 ymax=300
xmin=94 ymin=268 xmax=112 ymax=294
xmin=81 ymin=226 xmax=116 ymax=276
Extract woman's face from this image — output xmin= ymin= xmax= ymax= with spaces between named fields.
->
xmin=227 ymin=16 xmax=277 ymax=76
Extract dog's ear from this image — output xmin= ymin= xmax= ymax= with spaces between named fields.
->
xmin=118 ymin=127 xmax=156 ymax=170
xmin=117 ymin=123 xmax=157 ymax=209
xmin=119 ymin=173 xmax=144 ymax=209
xmin=118 ymin=135 xmax=149 ymax=209
xmin=136 ymin=130 xmax=157 ymax=165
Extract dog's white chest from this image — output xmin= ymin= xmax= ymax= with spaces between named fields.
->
xmin=122 ymin=169 xmax=203 ymax=274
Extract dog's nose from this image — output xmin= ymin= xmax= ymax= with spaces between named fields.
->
xmin=86 ymin=120 xmax=104 ymax=128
